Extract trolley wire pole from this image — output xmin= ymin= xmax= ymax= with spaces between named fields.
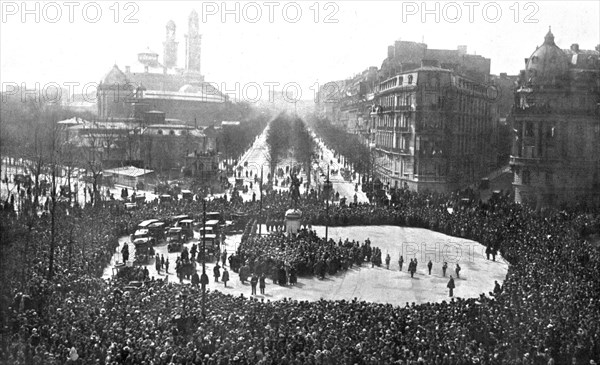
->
xmin=259 ymin=169 xmax=263 ymax=235
xmin=201 ymin=198 xmax=206 ymax=318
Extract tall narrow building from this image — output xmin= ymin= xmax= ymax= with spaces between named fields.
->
xmin=510 ymin=29 xmax=600 ymax=208
xmin=185 ymin=10 xmax=202 ymax=74
xmin=163 ymin=20 xmax=178 ymax=69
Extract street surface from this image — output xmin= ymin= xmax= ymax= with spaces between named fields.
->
xmin=103 ymin=225 xmax=507 ymax=305
xmin=229 ymin=126 xmax=370 ymax=203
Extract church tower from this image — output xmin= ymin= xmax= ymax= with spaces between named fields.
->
xmin=185 ymin=10 xmax=202 ymax=74
xmin=163 ymin=20 xmax=178 ymax=69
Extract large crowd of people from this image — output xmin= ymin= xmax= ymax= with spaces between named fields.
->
xmin=1 ymin=183 xmax=600 ymax=364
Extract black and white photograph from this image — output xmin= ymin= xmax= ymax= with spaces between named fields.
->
xmin=1 ymin=1 xmax=599 ymax=364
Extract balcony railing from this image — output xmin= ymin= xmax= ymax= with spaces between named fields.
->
xmin=413 ymin=175 xmax=447 ymax=183
xmin=510 ymin=156 xmax=561 ymax=165
xmin=378 ymin=147 xmax=411 ymax=155
xmin=514 ymin=105 xmax=599 ymax=116
xmin=394 ymin=105 xmax=414 ymax=112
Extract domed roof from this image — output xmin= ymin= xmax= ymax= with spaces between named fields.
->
xmin=525 ymin=28 xmax=569 ymax=85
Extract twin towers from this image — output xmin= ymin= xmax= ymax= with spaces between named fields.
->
xmin=163 ymin=10 xmax=202 ymax=74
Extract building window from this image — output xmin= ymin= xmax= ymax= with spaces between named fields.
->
xmin=525 ymin=123 xmax=534 ymax=137
xmin=157 ymin=129 xmax=163 ymax=135
xmin=522 ymin=170 xmax=531 ymax=185
xmin=408 ymin=75 xmax=413 ymax=84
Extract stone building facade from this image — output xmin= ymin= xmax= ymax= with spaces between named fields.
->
xmin=510 ymin=30 xmax=600 ymax=208
xmin=371 ymin=61 xmax=495 ymax=192
xmin=97 ymin=10 xmax=228 ymax=125
xmin=319 ymin=40 xmax=508 ymax=193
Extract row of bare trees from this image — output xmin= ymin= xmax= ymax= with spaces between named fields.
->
xmin=306 ymin=113 xmax=372 ymax=179
xmin=265 ymin=112 xmax=317 ymax=186
xmin=1 ymin=94 xmax=106 ymax=280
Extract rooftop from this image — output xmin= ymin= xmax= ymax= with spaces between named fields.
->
xmin=103 ymin=166 xmax=154 ymax=177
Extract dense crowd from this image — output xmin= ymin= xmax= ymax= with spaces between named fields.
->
xmin=1 ymin=186 xmax=600 ymax=364
xmin=236 ymin=230 xmax=380 ymax=278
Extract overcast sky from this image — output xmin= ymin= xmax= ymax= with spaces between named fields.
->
xmin=1 ymin=1 xmax=598 ymax=101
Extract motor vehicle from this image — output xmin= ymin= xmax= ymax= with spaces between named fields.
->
xmin=159 ymin=194 xmax=173 ymax=204
xmin=206 ymin=212 xmax=223 ymax=224
xmin=147 ymin=221 xmax=167 ymax=243
xmin=167 ymin=227 xmax=184 ymax=252
xmin=177 ymin=219 xmax=194 ymax=240
xmin=133 ymin=238 xmax=155 ymax=264
xmin=197 ymin=233 xmax=218 ymax=261
xmin=133 ymin=195 xmax=146 ymax=205
xmin=181 ymin=190 xmax=193 ymax=200
xmin=137 ymin=219 xmax=160 ymax=230
xmin=197 ymin=226 xmax=214 ymax=237
xmin=204 ymin=219 xmax=220 ymax=234
xmin=131 ymin=229 xmax=155 ymax=245
xmin=227 ymin=212 xmax=249 ymax=233
xmin=169 ymin=214 xmax=191 ymax=227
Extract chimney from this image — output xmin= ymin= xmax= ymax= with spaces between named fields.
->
xmin=387 ymin=45 xmax=395 ymax=59
xmin=125 ymin=66 xmax=131 ymax=73
xmin=570 ymin=44 xmax=580 ymax=53
xmin=457 ymin=45 xmax=467 ymax=55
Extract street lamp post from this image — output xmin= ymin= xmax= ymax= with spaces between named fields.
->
xmin=323 ymin=166 xmax=332 ymax=243
xmin=201 ymin=199 xmax=206 ymax=318
xmin=259 ymin=169 xmax=263 ymax=235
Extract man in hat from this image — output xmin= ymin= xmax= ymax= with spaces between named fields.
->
xmin=200 ymin=270 xmax=209 ymax=292
xmin=447 ymin=276 xmax=455 ymax=297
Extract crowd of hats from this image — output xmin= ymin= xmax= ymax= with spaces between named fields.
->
xmin=1 ymin=188 xmax=599 ymax=364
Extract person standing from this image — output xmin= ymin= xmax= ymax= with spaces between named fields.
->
xmin=222 ymin=267 xmax=229 ymax=287
xmin=442 ymin=262 xmax=448 ymax=277
xmin=121 ymin=243 xmax=129 ymax=263
xmin=447 ymin=276 xmax=455 ymax=297
xmin=200 ymin=271 xmax=209 ymax=292
xmin=259 ymin=273 xmax=266 ymax=294
xmin=165 ymin=258 xmax=170 ymax=274
xmin=161 ymin=255 xmax=165 ymax=271
xmin=155 ymin=254 xmax=161 ymax=274
xmin=213 ymin=263 xmax=221 ymax=282
xmin=427 ymin=260 xmax=433 ymax=275
xmin=493 ymin=280 xmax=501 ymax=295
xmin=398 ymin=255 xmax=404 ymax=271
xmin=385 ymin=254 xmax=391 ymax=269
xmin=221 ymin=250 xmax=227 ymax=267
xmin=455 ymin=264 xmax=461 ymax=279
xmin=250 ymin=273 xmax=258 ymax=295
xmin=191 ymin=272 xmax=200 ymax=288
